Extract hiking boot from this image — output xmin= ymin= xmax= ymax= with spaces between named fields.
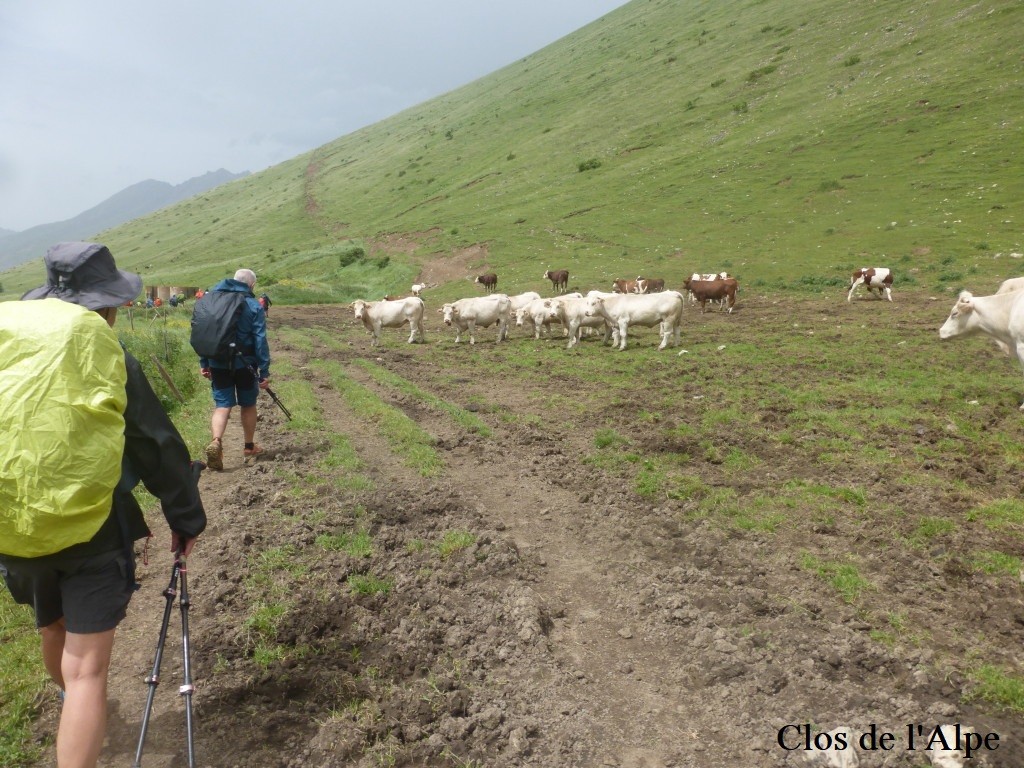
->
xmin=205 ymin=438 xmax=224 ymax=470
xmin=243 ymin=444 xmax=263 ymax=458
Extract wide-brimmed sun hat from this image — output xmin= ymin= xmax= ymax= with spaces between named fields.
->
xmin=22 ymin=242 xmax=143 ymax=310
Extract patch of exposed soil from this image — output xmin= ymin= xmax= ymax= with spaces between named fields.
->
xmin=34 ymin=295 xmax=1024 ymax=768
xmin=367 ymin=231 xmax=491 ymax=291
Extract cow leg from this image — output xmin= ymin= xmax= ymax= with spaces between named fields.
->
xmin=661 ymin=319 xmax=680 ymax=348
xmin=566 ymin=320 xmax=580 ymax=349
xmin=467 ymin=321 xmax=477 ymax=344
xmin=847 ymin=278 xmax=864 ymax=302
xmin=617 ymin=320 xmax=629 ymax=350
xmin=497 ymin=318 xmax=508 ymax=342
xmin=657 ymin=322 xmax=670 ymax=350
xmin=884 ymin=285 xmax=893 ymax=302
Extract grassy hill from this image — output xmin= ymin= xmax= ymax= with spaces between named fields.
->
xmin=2 ymin=0 xmax=1021 ymax=303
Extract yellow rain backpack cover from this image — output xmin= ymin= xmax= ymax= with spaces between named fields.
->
xmin=0 ymin=299 xmax=127 ymax=557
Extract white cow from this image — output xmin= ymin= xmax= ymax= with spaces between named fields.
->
xmin=515 ymin=293 xmax=582 ymax=338
xmin=411 ymin=283 xmax=425 ymax=296
xmin=988 ymin=277 xmax=1024 ymax=354
xmin=996 ymin=276 xmax=1024 ymax=295
xmin=565 ymin=292 xmax=684 ymax=350
xmin=352 ymin=298 xmax=425 ymax=346
xmin=440 ymin=294 xmax=511 ymax=344
xmin=507 ymin=291 xmax=542 ymax=323
xmin=554 ymin=296 xmax=613 ymax=348
xmin=939 ymin=290 xmax=1024 ymax=409
xmin=589 ymin=292 xmax=685 ymax=350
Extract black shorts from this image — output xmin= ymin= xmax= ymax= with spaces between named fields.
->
xmin=210 ymin=366 xmax=258 ymax=408
xmin=0 ymin=549 xmax=135 ymax=633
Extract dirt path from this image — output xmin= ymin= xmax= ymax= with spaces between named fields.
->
xmin=32 ymin=299 xmax=1024 ymax=768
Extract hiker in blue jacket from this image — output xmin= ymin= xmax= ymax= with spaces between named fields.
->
xmin=199 ymin=268 xmax=271 ymax=470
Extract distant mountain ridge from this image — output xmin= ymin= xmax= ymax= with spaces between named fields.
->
xmin=0 ymin=169 xmax=249 ymax=271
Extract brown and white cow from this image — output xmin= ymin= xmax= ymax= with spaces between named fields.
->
xmin=543 ymin=269 xmax=570 ymax=293
xmin=683 ymin=277 xmax=739 ymax=313
xmin=635 ymin=276 xmax=666 ymax=294
xmin=612 ymin=278 xmax=639 ymax=294
xmin=474 ymin=272 xmax=499 ymax=293
xmin=847 ymin=267 xmax=893 ymax=302
xmin=686 ymin=272 xmax=729 ymax=304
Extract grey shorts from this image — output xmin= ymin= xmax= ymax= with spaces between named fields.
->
xmin=0 ymin=549 xmax=135 ymax=633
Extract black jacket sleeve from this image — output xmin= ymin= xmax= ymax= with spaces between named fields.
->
xmin=122 ymin=351 xmax=207 ymax=539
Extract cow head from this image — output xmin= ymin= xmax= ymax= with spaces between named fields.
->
xmin=540 ymin=300 xmax=560 ymax=321
xmin=352 ymin=300 xmax=369 ymax=320
xmin=441 ymin=304 xmax=458 ymax=325
xmin=584 ymin=296 xmax=605 ymax=319
xmin=939 ymin=291 xmax=976 ymax=339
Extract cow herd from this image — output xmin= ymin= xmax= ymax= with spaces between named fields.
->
xmin=345 ymin=263 xmax=1024 ymax=412
xmin=349 ymin=268 xmax=745 ymax=353
xmin=349 ymin=266 xmax=907 ymax=353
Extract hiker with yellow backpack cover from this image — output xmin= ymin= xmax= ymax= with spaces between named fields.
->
xmin=0 ymin=242 xmax=206 ymax=768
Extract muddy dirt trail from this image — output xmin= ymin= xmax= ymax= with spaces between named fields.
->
xmin=33 ymin=297 xmax=1024 ymax=767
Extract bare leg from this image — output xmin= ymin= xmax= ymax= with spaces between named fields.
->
xmin=210 ymin=406 xmax=232 ymax=441
xmin=241 ymin=404 xmax=258 ymax=443
xmin=40 ymin=618 xmax=67 ymax=690
xmin=57 ymin=629 xmax=116 ymax=768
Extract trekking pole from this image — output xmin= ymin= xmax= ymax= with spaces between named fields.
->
xmin=179 ymin=549 xmax=197 ymax=767
xmin=260 ymin=380 xmax=293 ymax=420
xmin=133 ymin=552 xmax=182 ymax=768
xmin=229 ymin=343 xmax=293 ymax=420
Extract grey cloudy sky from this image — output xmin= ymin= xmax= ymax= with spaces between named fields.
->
xmin=0 ymin=1 xmax=625 ymax=232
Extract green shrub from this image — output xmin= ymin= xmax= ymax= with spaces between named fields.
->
xmin=338 ymin=243 xmax=367 ymax=268
xmin=577 ymin=158 xmax=602 ymax=172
